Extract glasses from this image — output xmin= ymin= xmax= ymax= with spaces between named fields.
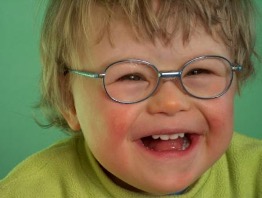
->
xmin=65 ymin=55 xmax=242 ymax=104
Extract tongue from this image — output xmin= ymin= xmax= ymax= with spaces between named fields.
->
xmin=142 ymin=136 xmax=190 ymax=152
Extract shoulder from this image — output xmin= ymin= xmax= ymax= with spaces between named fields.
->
xmin=0 ymin=135 xmax=83 ymax=197
xmin=226 ymin=132 xmax=262 ymax=166
xmin=228 ymin=132 xmax=262 ymax=157
xmin=225 ymin=132 xmax=262 ymax=193
xmin=205 ymin=132 xmax=262 ymax=196
xmin=2 ymin=135 xmax=81 ymax=179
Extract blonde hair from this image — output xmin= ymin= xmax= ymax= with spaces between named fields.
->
xmin=38 ymin=0 xmax=257 ymax=132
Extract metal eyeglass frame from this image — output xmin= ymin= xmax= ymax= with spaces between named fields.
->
xmin=64 ymin=55 xmax=242 ymax=104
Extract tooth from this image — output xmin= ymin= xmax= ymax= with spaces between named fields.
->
xmin=159 ymin=135 xmax=169 ymax=140
xmin=151 ymin=133 xmax=186 ymax=141
xmin=152 ymin=135 xmax=160 ymax=139
xmin=178 ymin=133 xmax=185 ymax=138
xmin=170 ymin=134 xmax=179 ymax=140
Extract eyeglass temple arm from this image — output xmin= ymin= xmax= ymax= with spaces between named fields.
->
xmin=232 ymin=65 xmax=242 ymax=71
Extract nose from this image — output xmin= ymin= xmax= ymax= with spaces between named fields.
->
xmin=147 ymin=80 xmax=191 ymax=116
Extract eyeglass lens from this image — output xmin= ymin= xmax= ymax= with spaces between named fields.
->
xmin=104 ymin=61 xmax=159 ymax=103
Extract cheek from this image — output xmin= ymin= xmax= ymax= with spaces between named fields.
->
xmin=97 ymin=102 xmax=144 ymax=148
xmin=201 ymin=80 xmax=236 ymax=134
xmin=207 ymin=99 xmax=234 ymax=130
xmin=199 ymin=93 xmax=235 ymax=153
xmin=73 ymin=82 xmax=139 ymax=149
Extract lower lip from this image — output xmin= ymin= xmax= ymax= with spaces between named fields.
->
xmin=136 ymin=134 xmax=201 ymax=159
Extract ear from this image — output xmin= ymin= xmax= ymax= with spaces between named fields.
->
xmin=62 ymin=108 xmax=81 ymax=131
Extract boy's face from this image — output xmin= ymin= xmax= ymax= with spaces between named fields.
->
xmin=65 ymin=18 xmax=236 ymax=195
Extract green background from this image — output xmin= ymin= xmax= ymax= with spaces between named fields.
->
xmin=0 ymin=1 xmax=262 ymax=179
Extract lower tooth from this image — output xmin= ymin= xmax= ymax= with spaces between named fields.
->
xmin=181 ymin=137 xmax=190 ymax=150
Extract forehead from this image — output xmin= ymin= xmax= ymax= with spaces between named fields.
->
xmin=80 ymin=3 xmax=229 ymax=68
xmin=83 ymin=12 xmax=228 ymax=70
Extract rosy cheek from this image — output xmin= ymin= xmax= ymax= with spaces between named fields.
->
xmin=100 ymin=103 xmax=135 ymax=141
xmin=202 ymin=97 xmax=233 ymax=135
xmin=103 ymin=112 xmax=126 ymax=143
xmin=87 ymin=87 xmax=132 ymax=138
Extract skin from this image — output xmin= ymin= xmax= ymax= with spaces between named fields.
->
xmin=63 ymin=17 xmax=237 ymax=195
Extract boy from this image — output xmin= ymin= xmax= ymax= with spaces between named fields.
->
xmin=1 ymin=0 xmax=262 ymax=197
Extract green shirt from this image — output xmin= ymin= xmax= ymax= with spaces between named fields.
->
xmin=1 ymin=132 xmax=262 ymax=197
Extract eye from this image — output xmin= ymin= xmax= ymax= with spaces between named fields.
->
xmin=118 ymin=73 xmax=146 ymax=81
xmin=185 ymin=68 xmax=212 ymax=76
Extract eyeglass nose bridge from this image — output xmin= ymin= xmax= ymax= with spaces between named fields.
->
xmin=155 ymin=71 xmax=184 ymax=94
xmin=159 ymin=71 xmax=182 ymax=80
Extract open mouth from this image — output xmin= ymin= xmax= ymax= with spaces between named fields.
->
xmin=141 ymin=133 xmax=192 ymax=152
